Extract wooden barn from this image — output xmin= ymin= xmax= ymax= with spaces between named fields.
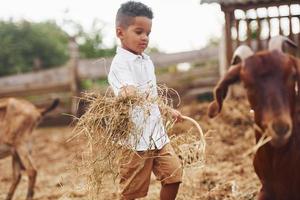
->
xmin=201 ymin=0 xmax=300 ymax=73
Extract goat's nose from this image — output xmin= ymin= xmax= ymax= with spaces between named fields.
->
xmin=272 ymin=120 xmax=290 ymax=137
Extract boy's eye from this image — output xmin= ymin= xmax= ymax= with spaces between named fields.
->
xmin=135 ymin=30 xmax=143 ymax=35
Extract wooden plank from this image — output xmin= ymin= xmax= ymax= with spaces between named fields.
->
xmin=157 ymin=67 xmax=219 ymax=85
xmin=0 ymin=47 xmax=219 ymax=97
xmin=246 ymin=19 xmax=252 ymax=47
xmin=189 ymin=77 xmax=220 ymax=88
xmin=77 ymin=58 xmax=113 ymax=80
xmin=257 ymin=23 xmax=262 ymax=50
xmin=256 ymin=10 xmax=262 ymax=51
xmin=219 ymin=26 xmax=227 ymax=77
xmin=77 ymin=46 xmax=218 ymax=79
xmin=288 ymin=6 xmax=294 ymax=40
xmin=221 ymin=1 xmax=300 ymax=12
xmin=235 ymin=15 xmax=300 ymax=21
xmin=278 ymin=7 xmax=283 ymax=35
xmin=224 ymin=10 xmax=233 ymax=67
xmin=151 ymin=47 xmax=218 ymax=68
xmin=68 ymin=38 xmax=80 ymax=116
xmin=267 ymin=13 xmax=272 ymax=39
xmin=235 ymin=19 xmax=240 ymax=47
xmin=0 ymin=85 xmax=70 ymax=98
xmin=0 ymin=67 xmax=70 ymax=97
xmin=184 ymin=87 xmax=214 ymax=97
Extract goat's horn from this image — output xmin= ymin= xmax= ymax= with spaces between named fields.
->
xmin=231 ymin=45 xmax=254 ymax=65
xmin=268 ymin=35 xmax=297 ymax=52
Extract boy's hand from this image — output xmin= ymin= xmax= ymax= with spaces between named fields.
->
xmin=171 ymin=109 xmax=183 ymax=123
xmin=119 ymin=85 xmax=137 ymax=97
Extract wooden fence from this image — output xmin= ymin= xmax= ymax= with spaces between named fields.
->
xmin=0 ymin=42 xmax=219 ymax=117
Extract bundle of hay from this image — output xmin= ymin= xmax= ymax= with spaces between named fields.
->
xmin=73 ymin=85 xmax=206 ymax=197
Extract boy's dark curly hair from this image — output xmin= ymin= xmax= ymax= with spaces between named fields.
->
xmin=116 ymin=1 xmax=153 ymax=28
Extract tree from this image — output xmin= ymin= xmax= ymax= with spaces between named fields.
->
xmin=75 ymin=19 xmax=116 ymax=59
xmin=0 ymin=20 xmax=69 ymax=76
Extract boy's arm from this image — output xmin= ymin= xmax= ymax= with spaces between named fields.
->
xmin=108 ymin=62 xmax=137 ymax=97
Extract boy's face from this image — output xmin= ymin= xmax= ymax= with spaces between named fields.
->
xmin=117 ymin=16 xmax=152 ymax=55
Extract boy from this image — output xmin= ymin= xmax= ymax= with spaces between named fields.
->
xmin=108 ymin=1 xmax=183 ymax=200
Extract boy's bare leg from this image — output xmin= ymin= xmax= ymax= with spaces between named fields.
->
xmin=160 ymin=183 xmax=180 ymax=200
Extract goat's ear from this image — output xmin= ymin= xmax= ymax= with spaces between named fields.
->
xmin=208 ymin=64 xmax=241 ymax=118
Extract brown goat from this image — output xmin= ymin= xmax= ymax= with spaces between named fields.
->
xmin=0 ymin=98 xmax=59 ymax=200
xmin=208 ymin=36 xmax=300 ymax=200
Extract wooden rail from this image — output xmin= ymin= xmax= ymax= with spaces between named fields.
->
xmin=0 ymin=46 xmax=218 ymax=98
xmin=0 ymin=44 xmax=219 ymax=117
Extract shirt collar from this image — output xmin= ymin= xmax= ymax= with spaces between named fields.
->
xmin=116 ymin=46 xmax=149 ymax=61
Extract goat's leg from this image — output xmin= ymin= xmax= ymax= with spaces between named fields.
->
xmin=16 ymin=146 xmax=37 ymax=200
xmin=5 ymin=152 xmax=22 ymax=200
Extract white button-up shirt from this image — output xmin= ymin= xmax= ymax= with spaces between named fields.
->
xmin=108 ymin=47 xmax=169 ymax=151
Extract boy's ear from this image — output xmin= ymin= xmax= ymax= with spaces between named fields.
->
xmin=116 ymin=26 xmax=124 ymax=39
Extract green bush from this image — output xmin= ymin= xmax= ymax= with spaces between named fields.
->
xmin=0 ymin=20 xmax=69 ymax=76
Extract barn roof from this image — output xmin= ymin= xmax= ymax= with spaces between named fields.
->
xmin=200 ymin=0 xmax=291 ymax=6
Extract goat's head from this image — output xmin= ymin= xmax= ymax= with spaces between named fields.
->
xmin=208 ymin=36 xmax=300 ymax=148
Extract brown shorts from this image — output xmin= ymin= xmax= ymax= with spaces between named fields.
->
xmin=118 ymin=143 xmax=183 ymax=199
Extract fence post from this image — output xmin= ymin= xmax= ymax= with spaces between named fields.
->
xmin=219 ymin=25 xmax=227 ymax=78
xmin=68 ymin=37 xmax=80 ymax=116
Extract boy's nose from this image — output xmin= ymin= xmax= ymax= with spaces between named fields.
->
xmin=142 ymin=34 xmax=149 ymax=41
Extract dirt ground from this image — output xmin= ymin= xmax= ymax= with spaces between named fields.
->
xmin=0 ymin=98 xmax=261 ymax=200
